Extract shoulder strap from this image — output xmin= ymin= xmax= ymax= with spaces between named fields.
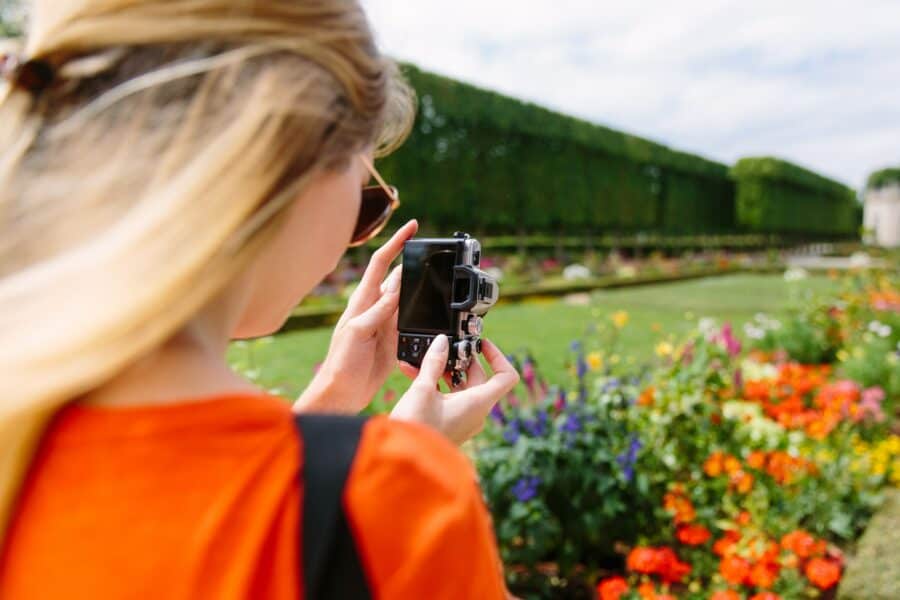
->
xmin=294 ymin=414 xmax=372 ymax=600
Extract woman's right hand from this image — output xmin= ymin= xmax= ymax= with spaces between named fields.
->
xmin=391 ymin=335 xmax=520 ymax=445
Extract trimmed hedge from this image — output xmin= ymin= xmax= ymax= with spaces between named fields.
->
xmin=380 ymin=65 xmax=734 ymax=235
xmin=867 ymin=167 xmax=900 ymax=190
xmin=381 ymin=66 xmax=857 ymax=239
xmin=730 ymin=157 xmax=859 ymax=236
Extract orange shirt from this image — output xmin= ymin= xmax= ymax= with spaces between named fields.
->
xmin=0 ymin=393 xmax=507 ymax=599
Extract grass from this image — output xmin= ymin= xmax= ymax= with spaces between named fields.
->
xmin=226 ymin=273 xmax=839 ymax=403
xmin=837 ymin=489 xmax=900 ymax=600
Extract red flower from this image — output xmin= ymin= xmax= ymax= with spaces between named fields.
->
xmin=781 ymin=530 xmax=824 ymax=559
xmin=750 ymin=593 xmax=781 ymax=600
xmin=719 ymin=555 xmax=751 ymax=585
xmin=627 ymin=547 xmax=661 ymax=574
xmin=748 ymin=561 xmax=779 ymax=588
xmin=805 ymin=557 xmax=841 ymax=589
xmin=710 ymin=591 xmax=741 ymax=600
xmin=596 ymin=576 xmax=629 ymax=600
xmin=713 ymin=530 xmax=741 ymax=557
xmin=677 ymin=523 xmax=712 ymax=546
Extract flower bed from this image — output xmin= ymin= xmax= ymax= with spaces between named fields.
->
xmin=477 ymin=269 xmax=899 ymax=599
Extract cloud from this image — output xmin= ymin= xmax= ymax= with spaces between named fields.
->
xmin=363 ymin=0 xmax=900 ymax=189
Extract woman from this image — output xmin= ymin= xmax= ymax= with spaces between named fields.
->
xmin=0 ymin=1 xmax=519 ymax=598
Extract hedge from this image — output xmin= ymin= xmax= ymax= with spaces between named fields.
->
xmin=380 ymin=65 xmax=734 ymax=236
xmin=730 ymin=157 xmax=859 ymax=236
xmin=867 ymin=167 xmax=900 ymax=190
xmin=381 ymin=65 xmax=857 ymax=239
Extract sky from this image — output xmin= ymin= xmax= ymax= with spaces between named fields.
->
xmin=363 ymin=0 xmax=900 ymax=190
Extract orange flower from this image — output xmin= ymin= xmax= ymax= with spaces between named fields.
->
xmin=704 ymin=452 xmax=725 ymax=477
xmin=713 ymin=531 xmax=741 ymax=557
xmin=663 ymin=490 xmax=696 ymax=524
xmin=780 ymin=530 xmax=824 ymax=559
xmin=596 ymin=576 xmax=629 ymax=600
xmin=747 ymin=450 xmax=767 ymax=469
xmin=638 ymin=386 xmax=656 ymax=407
xmin=736 ymin=511 xmax=752 ymax=526
xmin=677 ymin=523 xmax=712 ymax=546
xmin=749 ymin=561 xmax=779 ymax=588
xmin=710 ymin=591 xmax=741 ymax=600
xmin=750 ymin=594 xmax=781 ymax=600
xmin=638 ymin=582 xmax=656 ymax=599
xmin=719 ymin=555 xmax=751 ymax=585
xmin=805 ymin=557 xmax=841 ymax=589
xmin=729 ymin=470 xmax=754 ymax=494
xmin=723 ymin=455 xmax=742 ymax=475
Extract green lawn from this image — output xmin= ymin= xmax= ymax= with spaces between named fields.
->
xmin=226 ymin=273 xmax=839 ymax=403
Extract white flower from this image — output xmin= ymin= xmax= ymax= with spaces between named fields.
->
xmin=563 ymin=264 xmax=591 ymax=281
xmin=868 ymin=321 xmax=892 ymax=338
xmin=744 ymin=324 xmax=765 ymax=340
xmin=784 ymin=267 xmax=809 ymax=282
xmin=698 ymin=317 xmax=717 ymax=336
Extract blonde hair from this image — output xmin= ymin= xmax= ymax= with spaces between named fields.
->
xmin=0 ymin=0 xmax=414 ymax=540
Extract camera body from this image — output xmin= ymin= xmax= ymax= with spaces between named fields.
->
xmin=397 ymin=232 xmax=499 ymax=385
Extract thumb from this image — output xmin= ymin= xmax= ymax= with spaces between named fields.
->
xmin=414 ymin=335 xmax=449 ymax=389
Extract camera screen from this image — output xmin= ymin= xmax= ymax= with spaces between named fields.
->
xmin=399 ymin=243 xmax=457 ymax=334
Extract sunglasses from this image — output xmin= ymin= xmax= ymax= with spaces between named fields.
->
xmin=349 ymin=155 xmax=400 ymax=247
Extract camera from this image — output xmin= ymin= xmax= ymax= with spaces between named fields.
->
xmin=397 ymin=232 xmax=499 ymax=386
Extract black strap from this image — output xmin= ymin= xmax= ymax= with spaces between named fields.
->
xmin=294 ymin=414 xmax=372 ymax=600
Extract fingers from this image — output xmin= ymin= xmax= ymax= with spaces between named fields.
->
xmin=346 ymin=268 xmax=401 ymax=337
xmin=414 ymin=334 xmax=449 ymax=389
xmin=346 ymin=220 xmax=417 ymax=315
xmin=380 ymin=265 xmax=402 ymax=294
xmin=465 ymin=354 xmax=488 ymax=387
xmin=465 ymin=339 xmax=520 ymax=401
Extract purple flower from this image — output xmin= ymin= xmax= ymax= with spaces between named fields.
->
xmin=511 ymin=475 xmax=541 ymax=502
xmin=523 ymin=410 xmax=549 ymax=437
xmin=602 ymin=377 xmax=621 ymax=392
xmin=570 ymin=340 xmax=582 ymax=352
xmin=490 ymin=403 xmax=506 ymax=425
xmin=503 ymin=420 xmax=520 ymax=444
xmin=576 ymin=354 xmax=587 ymax=380
xmin=561 ymin=413 xmax=581 ymax=433
xmin=616 ymin=434 xmax=643 ymax=483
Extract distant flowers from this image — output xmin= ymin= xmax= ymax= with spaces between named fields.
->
xmin=511 ymin=475 xmax=540 ymax=502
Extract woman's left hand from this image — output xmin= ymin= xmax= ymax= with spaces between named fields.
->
xmin=294 ymin=219 xmax=418 ymax=414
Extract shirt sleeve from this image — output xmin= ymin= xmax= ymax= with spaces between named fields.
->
xmin=343 ymin=416 xmax=507 ymax=600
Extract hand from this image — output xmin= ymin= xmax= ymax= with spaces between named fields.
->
xmin=294 ymin=219 xmax=418 ymax=414
xmin=391 ymin=336 xmax=520 ymax=445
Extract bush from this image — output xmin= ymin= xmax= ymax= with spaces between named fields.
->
xmin=731 ymin=157 xmax=859 ymax=237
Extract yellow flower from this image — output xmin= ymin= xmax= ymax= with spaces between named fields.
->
xmin=587 ymin=352 xmax=603 ymax=371
xmin=837 ymin=349 xmax=849 ymax=362
xmin=611 ymin=310 xmax=629 ymax=329
xmin=885 ymin=436 xmax=900 ymax=454
xmin=656 ymin=341 xmax=674 ymax=357
xmin=610 ymin=354 xmax=621 ymax=365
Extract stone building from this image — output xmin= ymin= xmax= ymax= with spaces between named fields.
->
xmin=864 ymin=184 xmax=900 ymax=247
